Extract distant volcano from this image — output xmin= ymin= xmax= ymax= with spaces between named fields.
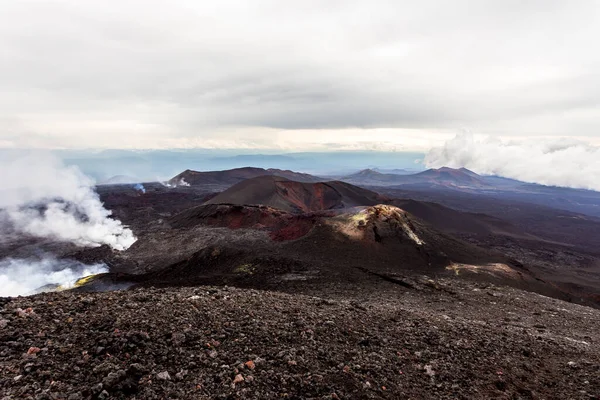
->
xmin=342 ymin=167 xmax=490 ymax=188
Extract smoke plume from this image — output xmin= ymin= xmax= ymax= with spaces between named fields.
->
xmin=0 ymin=257 xmax=108 ymax=297
xmin=133 ymin=183 xmax=146 ymax=193
xmin=160 ymin=178 xmax=190 ymax=188
xmin=0 ymin=152 xmax=136 ymax=250
xmin=425 ymin=134 xmax=600 ymax=191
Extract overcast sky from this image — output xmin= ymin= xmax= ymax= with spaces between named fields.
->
xmin=1 ymin=0 xmax=600 ymax=151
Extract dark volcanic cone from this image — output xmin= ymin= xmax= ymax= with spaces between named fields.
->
xmin=105 ymin=202 xmax=566 ymax=302
xmin=204 ymin=175 xmax=389 ymax=213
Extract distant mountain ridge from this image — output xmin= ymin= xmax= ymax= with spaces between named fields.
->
xmin=342 ymin=167 xmax=493 ymax=188
xmin=412 ymin=167 xmax=488 ymax=187
xmin=165 ymin=166 xmax=600 ymax=218
xmin=170 ymin=167 xmax=322 ymax=186
xmin=98 ymin=175 xmax=141 ymax=185
xmin=371 ymin=168 xmax=415 ymax=175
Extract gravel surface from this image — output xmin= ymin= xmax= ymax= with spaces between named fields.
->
xmin=1 ymin=279 xmax=599 ymax=399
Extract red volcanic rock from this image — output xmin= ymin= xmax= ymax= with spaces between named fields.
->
xmin=269 ymin=217 xmax=315 ymax=242
xmin=169 ymin=204 xmax=317 ymax=242
xmin=26 ymin=347 xmax=41 ymax=355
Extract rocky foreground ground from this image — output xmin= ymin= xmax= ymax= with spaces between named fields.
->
xmin=0 ymin=278 xmax=599 ymax=399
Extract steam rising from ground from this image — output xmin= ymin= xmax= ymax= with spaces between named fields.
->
xmin=0 ymin=257 xmax=107 ymax=297
xmin=160 ymin=178 xmax=190 ymax=188
xmin=425 ymin=134 xmax=600 ymax=191
xmin=179 ymin=178 xmax=190 ymax=187
xmin=0 ymin=152 xmax=136 ymax=250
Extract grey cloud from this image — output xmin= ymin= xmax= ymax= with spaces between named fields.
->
xmin=1 ymin=0 xmax=600 ymax=146
xmin=425 ymin=134 xmax=600 ymax=191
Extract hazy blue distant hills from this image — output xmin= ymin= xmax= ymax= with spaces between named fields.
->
xmin=44 ymin=149 xmax=426 ymax=181
xmin=371 ymin=168 xmax=416 ymax=175
xmin=342 ymin=167 xmax=491 ymax=188
xmin=98 ymin=175 xmax=141 ymax=185
xmin=10 ymin=146 xmax=596 ymax=218
xmin=209 ymin=154 xmax=298 ymax=164
xmin=337 ymin=167 xmax=600 ymax=218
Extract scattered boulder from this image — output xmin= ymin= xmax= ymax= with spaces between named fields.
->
xmin=156 ymin=371 xmax=171 ymax=381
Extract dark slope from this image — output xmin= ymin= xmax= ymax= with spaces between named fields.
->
xmin=170 ymin=167 xmax=321 ymax=186
xmin=2 ymin=284 xmax=599 ymax=399
xmin=33 ymin=179 xmax=595 ymax=306
xmin=381 ymin=187 xmax=600 ymax=252
xmin=169 ymin=203 xmax=317 ymax=242
xmin=204 ymin=176 xmax=388 ymax=213
xmin=202 ymin=176 xmax=529 ymax=238
xmin=391 ymin=198 xmax=534 ymax=238
xmin=105 ymin=202 xmax=567 ymax=304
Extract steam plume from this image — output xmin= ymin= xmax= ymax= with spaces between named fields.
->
xmin=179 ymin=178 xmax=191 ymax=187
xmin=160 ymin=178 xmax=190 ymax=188
xmin=0 ymin=152 xmax=136 ymax=250
xmin=425 ymin=134 xmax=600 ymax=191
xmin=0 ymin=257 xmax=107 ymax=297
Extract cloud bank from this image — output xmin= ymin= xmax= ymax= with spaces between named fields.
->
xmin=0 ymin=257 xmax=107 ymax=297
xmin=0 ymin=152 xmax=136 ymax=250
xmin=425 ymin=134 xmax=600 ymax=191
xmin=1 ymin=1 xmax=600 ymax=149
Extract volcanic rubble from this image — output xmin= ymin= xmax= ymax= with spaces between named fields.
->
xmin=1 ymin=277 xmax=599 ymax=399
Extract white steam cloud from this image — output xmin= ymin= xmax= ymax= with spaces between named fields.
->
xmin=0 ymin=152 xmax=136 ymax=250
xmin=160 ymin=178 xmax=190 ymax=188
xmin=0 ymin=257 xmax=108 ymax=297
xmin=425 ymin=134 xmax=600 ymax=191
xmin=133 ymin=183 xmax=146 ymax=193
